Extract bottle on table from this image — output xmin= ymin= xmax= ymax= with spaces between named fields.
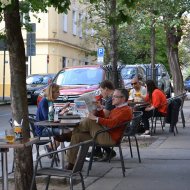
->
xmin=48 ymin=103 xmax=54 ymax=121
xmin=54 ymin=107 xmax=59 ymax=122
xmin=13 ymin=120 xmax=23 ymax=140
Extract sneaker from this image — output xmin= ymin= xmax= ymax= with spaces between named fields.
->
xmin=64 ymin=163 xmax=74 ymax=170
xmin=140 ymin=130 xmax=150 ymax=137
xmin=99 ymin=150 xmax=117 ymax=162
xmin=85 ymin=150 xmax=103 ymax=161
xmin=44 ymin=145 xmax=53 ymax=158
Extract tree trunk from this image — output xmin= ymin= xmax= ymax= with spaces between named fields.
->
xmin=165 ymin=25 xmax=184 ymax=95
xmin=150 ymin=18 xmax=156 ymax=84
xmin=110 ymin=0 xmax=119 ymax=88
xmin=4 ymin=1 xmax=35 ymax=189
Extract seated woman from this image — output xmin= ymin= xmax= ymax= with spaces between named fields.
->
xmin=35 ymin=83 xmax=71 ymax=153
xmin=141 ymin=80 xmax=168 ymax=136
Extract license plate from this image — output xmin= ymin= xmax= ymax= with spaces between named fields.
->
xmin=27 ymin=94 xmax=31 ymax=98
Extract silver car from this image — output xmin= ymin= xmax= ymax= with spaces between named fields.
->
xmin=121 ymin=64 xmax=146 ymax=90
xmin=141 ymin=64 xmax=172 ymax=98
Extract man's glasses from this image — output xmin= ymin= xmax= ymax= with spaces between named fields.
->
xmin=131 ymin=82 xmax=137 ymax=85
xmin=113 ymin=95 xmax=123 ymax=98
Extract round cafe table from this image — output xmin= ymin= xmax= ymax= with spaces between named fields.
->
xmin=34 ymin=118 xmax=81 ymax=169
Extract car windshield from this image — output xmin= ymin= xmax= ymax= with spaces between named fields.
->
xmin=121 ymin=67 xmax=136 ymax=79
xmin=54 ymin=68 xmax=103 ymax=85
xmin=144 ymin=65 xmax=161 ymax=76
xmin=26 ymin=75 xmax=51 ymax=85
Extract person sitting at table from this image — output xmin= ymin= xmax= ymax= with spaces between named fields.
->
xmin=86 ymin=80 xmax=117 ymax=162
xmin=141 ymin=80 xmax=168 ymax=136
xmin=35 ymin=83 xmax=70 ymax=154
xmin=128 ymin=77 xmax=147 ymax=103
xmin=64 ymin=88 xmax=132 ymax=170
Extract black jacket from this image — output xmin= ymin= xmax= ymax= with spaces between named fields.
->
xmin=165 ymin=98 xmax=181 ymax=126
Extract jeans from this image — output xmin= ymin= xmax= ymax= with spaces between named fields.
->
xmin=142 ymin=109 xmax=164 ymax=131
xmin=41 ymin=127 xmax=60 ymax=137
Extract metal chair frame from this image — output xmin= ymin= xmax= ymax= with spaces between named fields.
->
xmin=150 ymin=92 xmax=186 ymax=136
xmin=28 ymin=115 xmax=60 ymax=168
xmin=124 ymin=111 xmax=143 ymax=163
xmin=87 ymin=121 xmax=130 ymax=177
xmin=30 ymin=140 xmax=92 ymax=190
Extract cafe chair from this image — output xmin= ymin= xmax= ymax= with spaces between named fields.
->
xmin=28 ymin=115 xmax=60 ymax=168
xmin=150 ymin=114 xmax=165 ymax=135
xmin=30 ymin=140 xmax=92 ymax=190
xmin=123 ymin=111 xmax=143 ymax=163
xmin=165 ymin=97 xmax=182 ymax=136
xmin=150 ymin=102 xmax=168 ymax=135
xmin=179 ymin=92 xmax=187 ymax=128
xmin=87 ymin=121 xmax=130 ymax=177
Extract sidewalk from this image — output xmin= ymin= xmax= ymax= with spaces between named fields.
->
xmin=1 ymin=100 xmax=190 ymax=190
xmin=83 ymin=100 xmax=190 ymax=190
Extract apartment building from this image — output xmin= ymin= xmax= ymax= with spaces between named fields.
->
xmin=0 ymin=0 xmax=96 ymax=97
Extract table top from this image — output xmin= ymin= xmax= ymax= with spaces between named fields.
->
xmin=58 ymin=114 xmax=81 ymax=119
xmin=0 ymin=137 xmax=39 ymax=149
xmin=34 ymin=119 xmax=81 ymax=127
xmin=128 ymin=101 xmax=149 ymax=107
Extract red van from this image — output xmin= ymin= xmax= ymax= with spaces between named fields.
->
xmin=37 ymin=65 xmax=105 ymax=105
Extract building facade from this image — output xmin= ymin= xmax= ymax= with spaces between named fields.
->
xmin=0 ymin=0 xmax=96 ymax=97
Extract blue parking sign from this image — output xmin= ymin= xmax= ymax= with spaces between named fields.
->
xmin=97 ymin=47 xmax=104 ymax=57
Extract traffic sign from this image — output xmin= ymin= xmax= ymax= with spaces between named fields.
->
xmin=26 ymin=32 xmax=36 ymax=56
xmin=97 ymin=47 xmax=104 ymax=64
xmin=97 ymin=57 xmax=104 ymax=63
xmin=26 ymin=23 xmax=36 ymax=56
xmin=97 ymin=47 xmax=104 ymax=57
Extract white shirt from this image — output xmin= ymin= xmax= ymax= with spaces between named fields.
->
xmin=129 ymin=86 xmax=147 ymax=102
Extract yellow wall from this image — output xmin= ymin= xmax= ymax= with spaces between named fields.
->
xmin=0 ymin=1 xmax=96 ymax=97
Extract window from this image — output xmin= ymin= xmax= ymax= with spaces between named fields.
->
xmin=72 ymin=10 xmax=77 ymax=35
xmin=55 ymin=68 xmax=103 ymax=85
xmin=63 ymin=14 xmax=68 ymax=32
xmin=62 ymin=57 xmax=66 ymax=68
xmin=78 ymin=13 xmax=83 ymax=38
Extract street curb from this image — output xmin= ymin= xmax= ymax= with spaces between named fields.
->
xmin=0 ymin=101 xmax=11 ymax=105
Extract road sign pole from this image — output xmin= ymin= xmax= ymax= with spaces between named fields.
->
xmin=3 ymin=48 xmax=6 ymax=101
xmin=29 ymin=33 xmax=32 ymax=75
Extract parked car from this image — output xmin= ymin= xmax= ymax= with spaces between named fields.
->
xmin=184 ymin=76 xmax=190 ymax=92
xmin=120 ymin=64 xmax=146 ymax=89
xmin=141 ymin=63 xmax=172 ymax=98
xmin=37 ymin=65 xmax=124 ymax=106
xmin=26 ymin=73 xmax=55 ymax=104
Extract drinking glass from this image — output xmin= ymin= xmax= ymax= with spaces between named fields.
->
xmin=5 ymin=129 xmax=15 ymax=143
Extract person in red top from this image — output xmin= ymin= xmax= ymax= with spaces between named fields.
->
xmin=65 ymin=88 xmax=132 ymax=170
xmin=142 ymin=80 xmax=167 ymax=135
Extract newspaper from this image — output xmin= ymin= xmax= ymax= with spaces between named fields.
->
xmin=74 ymin=91 xmax=97 ymax=115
